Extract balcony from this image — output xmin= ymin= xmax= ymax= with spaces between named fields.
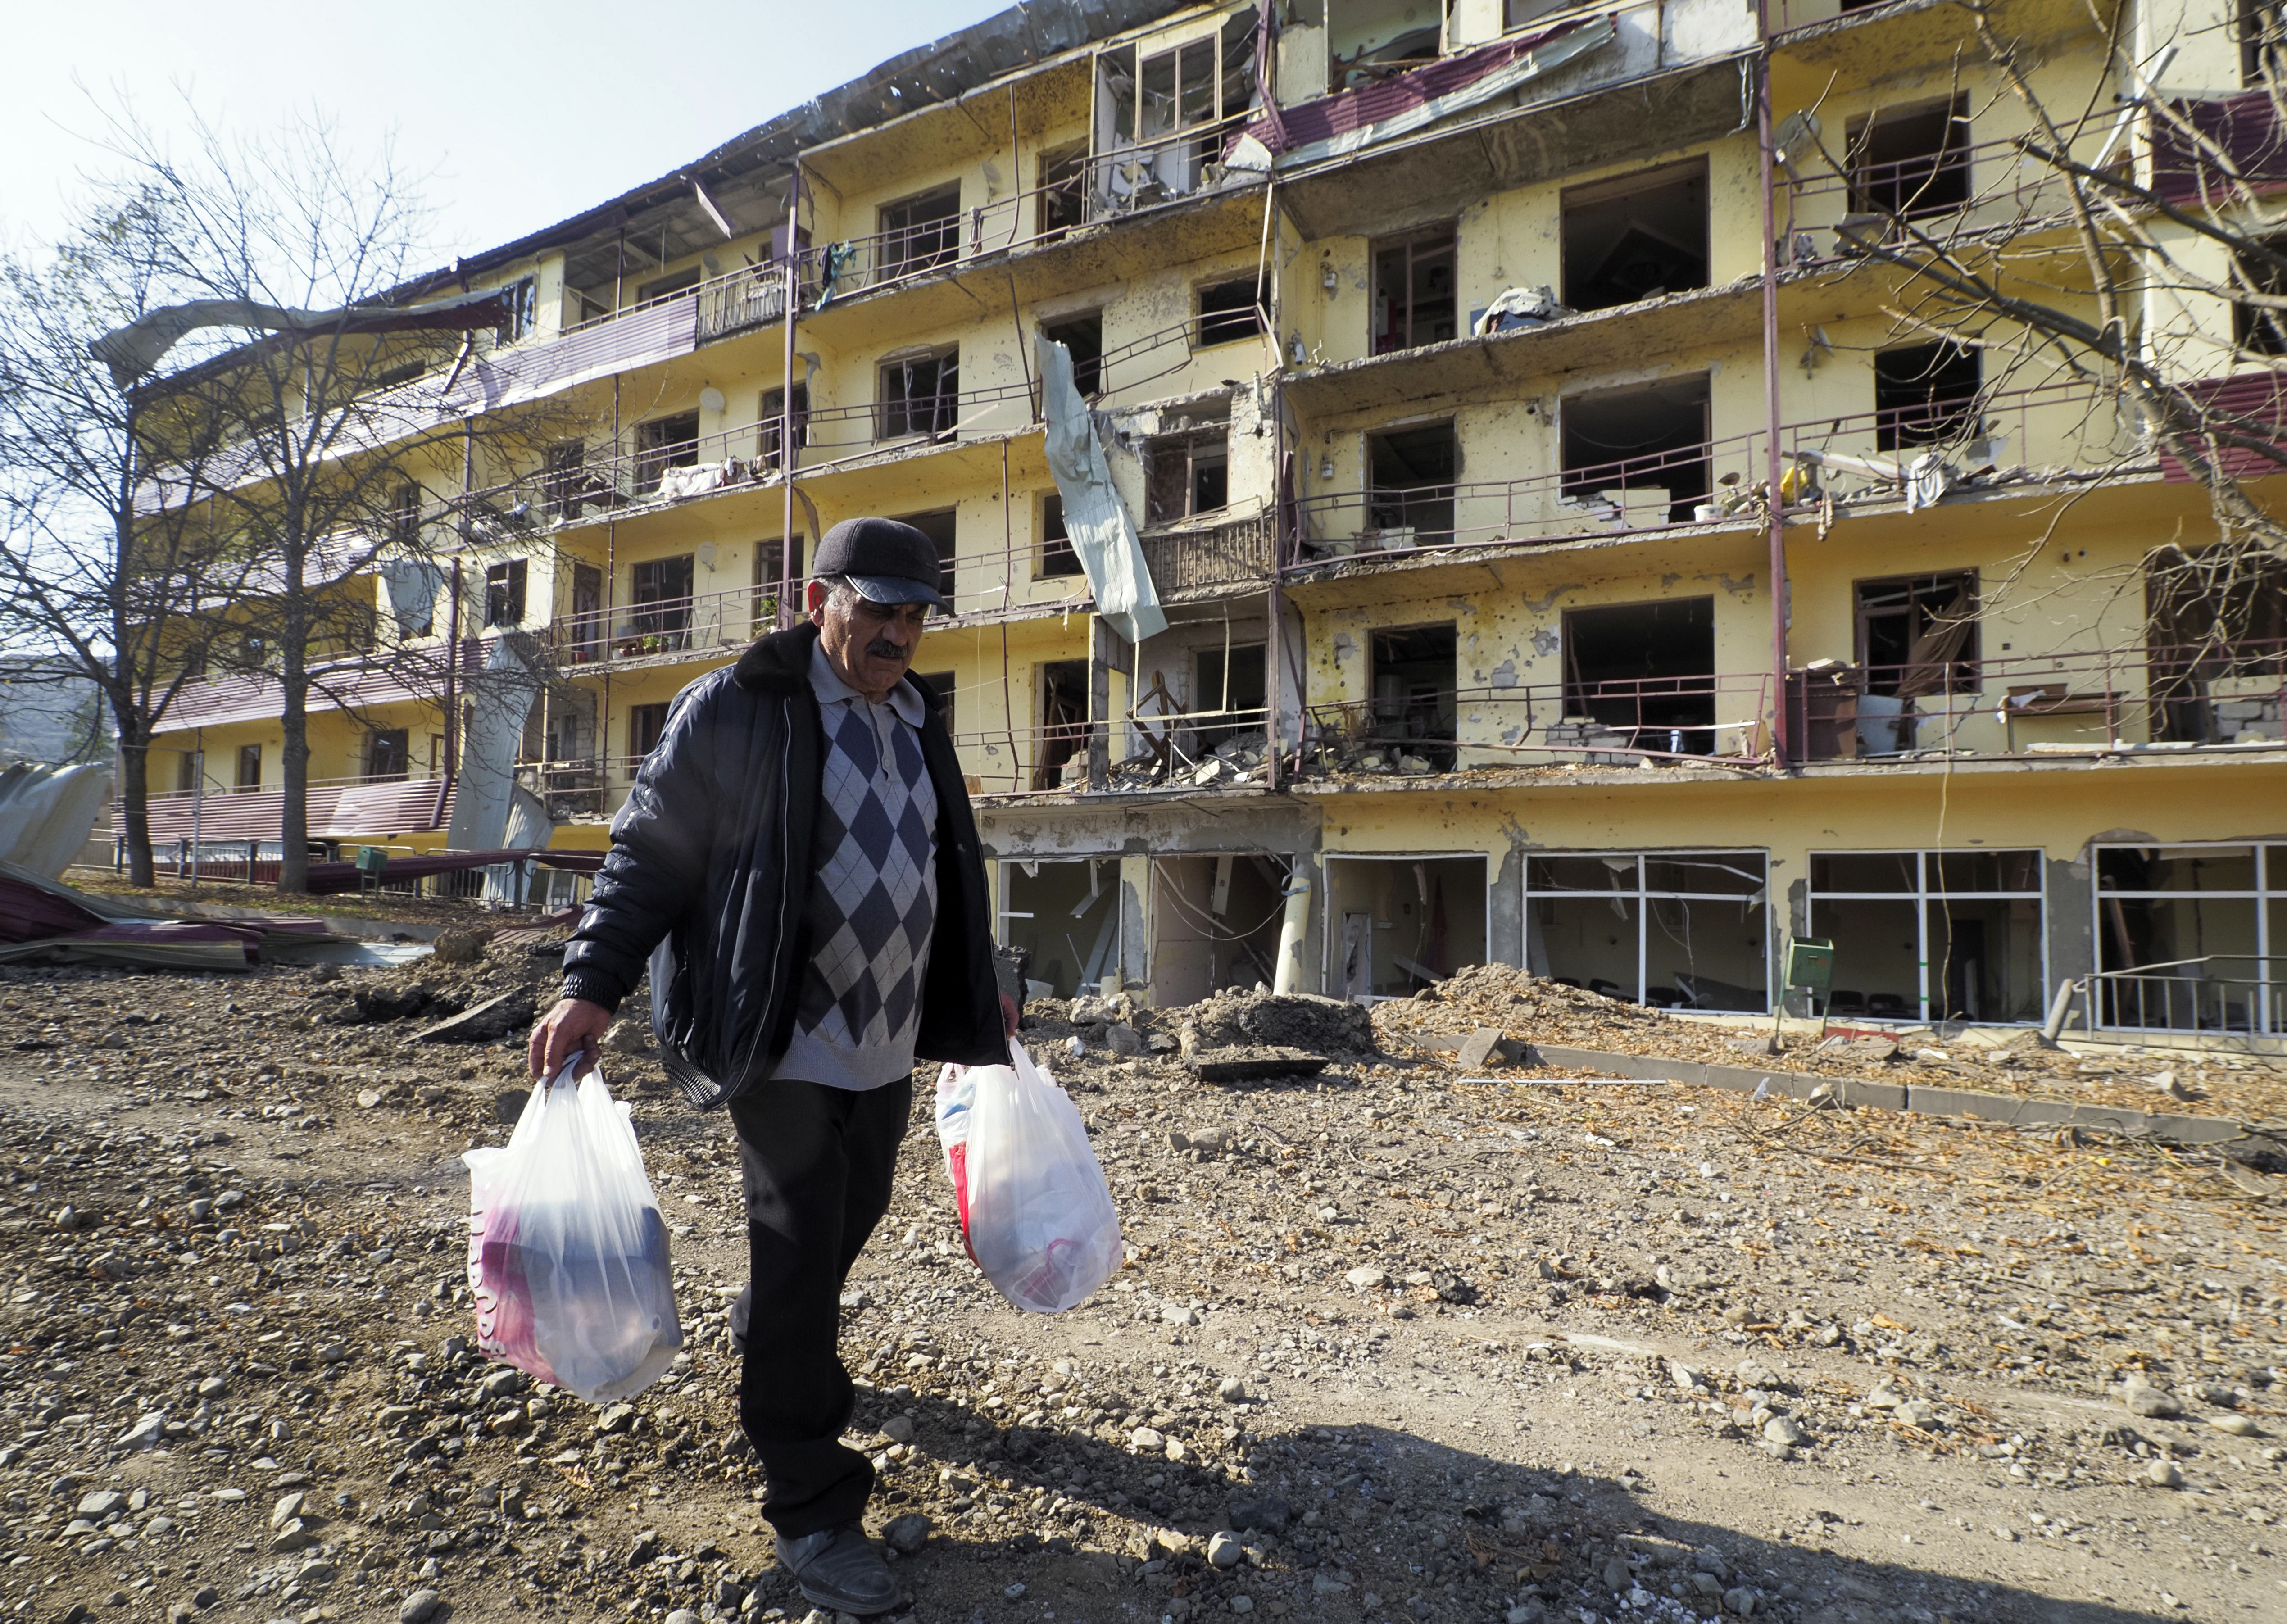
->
xmin=1139 ymin=511 xmax=1275 ymax=597
xmin=547 ymin=583 xmax=782 ymax=667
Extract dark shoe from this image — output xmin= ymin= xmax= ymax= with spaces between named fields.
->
xmin=776 ymin=1523 xmax=898 ymax=1615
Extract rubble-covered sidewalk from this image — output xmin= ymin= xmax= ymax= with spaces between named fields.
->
xmin=0 ymin=930 xmax=2281 ymax=1624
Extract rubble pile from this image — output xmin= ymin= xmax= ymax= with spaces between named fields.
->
xmin=1370 ymin=963 xmax=2287 ymax=1125
xmin=0 ymin=946 xmax=2282 ymax=1624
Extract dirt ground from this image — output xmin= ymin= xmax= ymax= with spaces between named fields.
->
xmin=0 ymin=923 xmax=2282 ymax=1624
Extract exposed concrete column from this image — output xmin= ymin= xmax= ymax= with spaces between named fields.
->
xmin=2048 ymin=847 xmax=2096 ymax=992
xmin=1119 ymin=852 xmax=1151 ymax=1000
xmin=1489 ymin=844 xmax=1525 ymax=969
xmin=1089 ymin=615 xmax=1131 ymax=790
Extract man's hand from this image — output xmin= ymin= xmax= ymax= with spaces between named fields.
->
xmin=1001 ymin=992 xmax=1021 ymax=1038
xmin=530 ymin=997 xmax=614 ymax=1081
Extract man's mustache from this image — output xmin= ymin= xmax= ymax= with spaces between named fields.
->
xmin=864 ymin=639 xmax=910 ymax=661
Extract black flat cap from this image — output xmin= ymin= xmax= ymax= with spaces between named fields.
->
xmin=813 ymin=516 xmax=946 ymax=609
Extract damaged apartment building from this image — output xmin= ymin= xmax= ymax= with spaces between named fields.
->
xmin=141 ymin=0 xmax=2287 ymax=1040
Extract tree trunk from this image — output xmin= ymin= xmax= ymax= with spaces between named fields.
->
xmin=116 ymin=723 xmax=155 ymax=889
xmin=277 ymin=546 xmax=313 ymax=894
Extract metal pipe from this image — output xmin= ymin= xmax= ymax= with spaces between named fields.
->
xmin=1756 ymin=0 xmax=1790 ymax=765
xmin=781 ymin=168 xmax=803 ymax=630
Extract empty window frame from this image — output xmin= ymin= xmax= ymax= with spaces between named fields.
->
xmin=1035 ymin=658 xmax=1090 ymax=789
xmin=1366 ymin=422 xmax=1457 ymax=545
xmin=1560 ymin=374 xmax=1711 ymax=522
xmin=1043 ymin=313 xmax=1104 ymax=396
xmin=235 ymin=744 xmax=262 ymax=792
xmin=998 ymin=857 xmax=1127 ymax=995
xmin=878 ymin=185 xmax=963 ymax=281
xmin=1855 ymin=574 xmax=1978 ymax=736
xmin=752 ymin=537 xmax=803 ymax=629
xmin=1325 ymin=854 xmax=1489 ymax=1000
xmin=1561 ymin=160 xmax=1710 ymax=313
xmin=1038 ymin=142 xmax=1089 ymax=239
xmin=567 ymin=563 xmax=604 ymax=663
xmin=366 ymin=729 xmax=410 ymax=783
xmin=1145 ymin=429 xmax=1229 ymax=525
xmin=484 ymin=559 xmax=528 ymax=628
xmin=1328 ymin=1 xmax=1443 ymax=91
xmin=2244 ymin=0 xmax=2285 ymax=87
xmin=759 ymin=385 xmax=810 ymax=468
xmin=630 ymin=554 xmax=695 ymax=649
xmin=1197 ymin=276 xmax=1266 ymax=346
xmin=1874 ymin=341 xmax=1982 ymax=449
xmin=2094 ymin=842 xmax=2283 ymax=1033
xmin=542 ymin=441 xmax=586 ymax=519
xmin=628 ymin=702 xmax=672 ymax=762
xmin=1525 ymin=852 xmax=1769 ymax=1010
xmin=1191 ymin=641 xmax=1266 ymax=756
xmin=879 ymin=349 xmax=960 ymax=440
xmin=1561 ymin=596 xmax=1718 ymax=755
xmin=1809 ymin=849 xmax=2045 ymax=1023
xmin=387 ymin=480 xmax=422 ymax=546
xmin=1367 ymin=623 xmax=1458 ymax=770
xmin=1096 ymin=23 xmax=1250 ymax=194
xmin=1371 ymin=226 xmax=1458 ymax=353
xmin=2146 ymin=545 xmax=2287 ymax=740
xmin=635 ymin=411 xmax=701 ymax=494
xmin=1150 ymin=853 xmax=1292 ymax=1005
xmin=892 ymin=508 xmax=959 ymax=608
xmin=1039 ymin=494 xmax=1084 ymax=578
xmin=917 ymin=671 xmax=957 ymax=737
xmin=1848 ymin=97 xmax=1971 ymax=222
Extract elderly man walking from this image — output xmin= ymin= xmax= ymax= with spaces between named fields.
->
xmin=530 ymin=516 xmax=1012 ymax=1615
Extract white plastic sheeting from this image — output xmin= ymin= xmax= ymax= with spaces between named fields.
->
xmin=380 ymin=560 xmax=447 ymax=636
xmin=1037 ymin=336 xmax=1166 ymax=646
xmin=445 ymin=639 xmax=543 ymax=853
xmin=0 ymin=763 xmax=113 ymax=879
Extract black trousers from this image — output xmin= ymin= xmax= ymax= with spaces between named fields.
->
xmin=727 ymin=1075 xmax=912 ymax=1538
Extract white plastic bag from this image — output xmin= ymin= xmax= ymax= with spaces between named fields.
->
xmin=464 ymin=1062 xmax=684 ymax=1402
xmin=935 ymin=1040 xmax=1123 ymax=1313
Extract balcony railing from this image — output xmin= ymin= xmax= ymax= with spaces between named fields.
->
xmin=2084 ymin=958 xmax=2286 ymax=1037
xmin=1139 ymin=512 xmax=1275 ymax=595
xmin=547 ymin=584 xmax=783 ymax=665
xmin=1302 ymin=676 xmax=1777 ymax=771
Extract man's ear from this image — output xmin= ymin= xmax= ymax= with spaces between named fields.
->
xmin=804 ymin=579 xmax=828 ymax=621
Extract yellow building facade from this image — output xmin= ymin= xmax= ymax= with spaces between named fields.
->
xmin=145 ymin=0 xmax=2287 ymax=1040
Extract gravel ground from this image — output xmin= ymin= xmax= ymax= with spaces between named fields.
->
xmin=0 ymin=937 xmax=2282 ymax=1624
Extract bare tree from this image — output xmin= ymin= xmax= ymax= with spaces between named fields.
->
xmin=106 ymin=106 xmax=566 ymax=891
xmin=1769 ymin=2 xmax=2287 ymax=690
xmin=0 ymin=186 xmax=270 ymax=885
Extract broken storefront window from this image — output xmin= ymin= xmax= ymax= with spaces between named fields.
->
xmin=2095 ymin=843 xmax=2284 ymax=1034
xmin=1526 ymin=852 xmax=1769 ymax=1011
xmin=1810 ymin=849 xmax=2045 ymax=1024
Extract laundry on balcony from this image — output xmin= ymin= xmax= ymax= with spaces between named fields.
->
xmin=655 ymin=459 xmax=740 ymax=500
xmin=1471 ymin=285 xmax=1570 ymax=336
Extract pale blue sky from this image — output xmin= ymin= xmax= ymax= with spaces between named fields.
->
xmin=4 ymin=0 xmax=1007 ymax=263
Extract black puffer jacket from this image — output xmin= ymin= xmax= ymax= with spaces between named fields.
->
xmin=560 ymin=622 xmax=1007 ymax=1107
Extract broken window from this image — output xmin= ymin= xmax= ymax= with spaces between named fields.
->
xmin=1367 ymin=422 xmax=1457 ymax=547
xmin=1328 ymin=0 xmax=1443 ymax=91
xmin=1561 ymin=160 xmax=1709 ymax=313
xmin=1560 ymin=374 xmax=1710 ymax=523
xmin=1150 ymin=854 xmax=1291 ymax=1004
xmin=1196 ymin=276 xmax=1266 ymax=347
xmin=1035 ymin=659 xmax=1090 ymax=789
xmin=1561 ymin=597 xmax=1717 ymax=756
xmin=759 ymin=384 xmax=810 ymax=467
xmin=1038 ymin=143 xmax=1089 ymax=240
xmin=635 ymin=411 xmax=701 ymax=494
xmin=1191 ymin=641 xmax=1266 ymax=757
xmin=1095 ymin=18 xmax=1253 ymax=206
xmin=387 ymin=480 xmax=422 ymax=546
xmin=892 ymin=508 xmax=959 ymax=608
xmin=1525 ymin=852 xmax=1769 ymax=1009
xmin=1371 ymin=226 xmax=1457 ymax=354
xmin=2233 ymin=236 xmax=2287 ymax=354
xmin=542 ymin=442 xmax=586 ymax=519
xmin=567 ymin=563 xmax=604 ymax=664
xmin=999 ymin=857 xmax=1125 ymax=994
xmin=495 ymin=277 xmax=538 ymax=344
xmin=484 ymin=559 xmax=527 ymax=629
xmin=2244 ymin=0 xmax=2285 ymax=87
xmin=2146 ymin=544 xmax=2287 ymax=741
xmin=2095 ymin=842 xmax=2282 ymax=1032
xmin=877 ymin=185 xmax=963 ymax=280
xmin=1145 ymin=429 xmax=1230 ymax=526
xmin=1325 ymin=854 xmax=1488 ymax=1000
xmin=1811 ymin=849 xmax=2045 ymax=1023
xmin=635 ymin=266 xmax=703 ymax=305
xmin=1873 ymin=341 xmax=1981 ymax=449
xmin=1854 ymin=574 xmax=1978 ymax=749
xmin=1039 ymin=494 xmax=1083 ymax=577
xmin=751 ymin=537 xmax=802 ymax=629
xmin=630 ymin=554 xmax=695 ymax=650
xmin=917 ymin=671 xmax=957 ymax=737
xmin=1848 ymin=98 xmax=1971 ymax=222
xmin=628 ymin=702 xmax=671 ymax=761
xmin=1043 ymin=313 xmax=1104 ymax=396
xmin=366 ymin=730 xmax=409 ymax=783
xmin=1367 ymin=623 xmax=1457 ymax=770
xmin=879 ymin=349 xmax=960 ymax=440
xmin=235 ymin=744 xmax=262 ymax=792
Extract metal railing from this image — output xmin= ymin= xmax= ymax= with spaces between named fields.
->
xmin=546 ymin=583 xmax=783 ymax=665
xmin=2082 ymin=957 xmax=2285 ymax=1036
xmin=1139 ymin=512 xmax=1275 ymax=595
xmin=1301 ymin=675 xmax=1777 ymax=771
